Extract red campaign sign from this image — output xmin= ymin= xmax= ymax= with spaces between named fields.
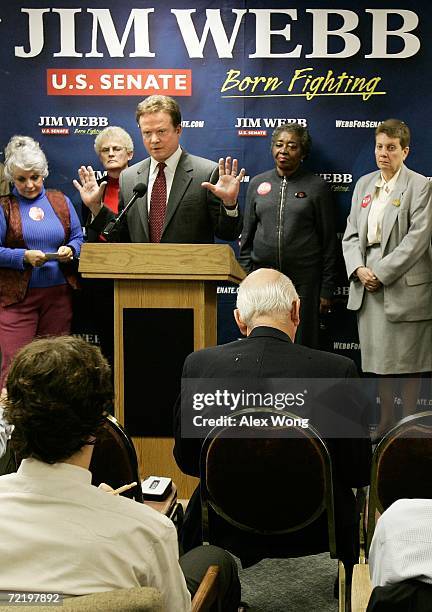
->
xmin=47 ymin=69 xmax=192 ymax=96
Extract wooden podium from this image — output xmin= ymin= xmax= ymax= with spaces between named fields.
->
xmin=79 ymin=243 xmax=245 ymax=498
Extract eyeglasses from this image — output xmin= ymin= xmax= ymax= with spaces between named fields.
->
xmin=100 ymin=146 xmax=126 ymax=154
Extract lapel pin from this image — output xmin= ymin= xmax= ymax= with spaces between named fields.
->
xmin=361 ymin=194 xmax=371 ymax=208
xmin=392 ymin=199 xmax=401 ymax=207
xmin=295 ymin=191 xmax=306 ymax=198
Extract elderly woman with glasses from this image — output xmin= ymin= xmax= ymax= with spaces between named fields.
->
xmin=73 ymin=126 xmax=134 ymax=372
xmin=80 ymin=126 xmax=134 ymax=242
xmin=0 ymin=135 xmax=83 ymax=387
xmin=239 ymin=122 xmax=338 ymax=349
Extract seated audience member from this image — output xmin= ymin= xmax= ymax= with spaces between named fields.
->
xmin=0 ymin=336 xmax=240 ymax=612
xmin=174 ymin=268 xmax=371 ymax=572
xmin=0 ymin=135 xmax=82 ymax=388
xmin=370 ymin=498 xmax=432 ymax=586
xmin=74 ymin=126 xmax=134 ymax=370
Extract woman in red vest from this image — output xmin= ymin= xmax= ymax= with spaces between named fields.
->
xmin=0 ymin=135 xmax=83 ymax=388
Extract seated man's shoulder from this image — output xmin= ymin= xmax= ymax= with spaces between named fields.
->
xmin=380 ymin=499 xmax=432 ymax=526
xmin=296 ymin=344 xmax=358 ymax=376
xmin=185 ymin=338 xmax=245 ymax=363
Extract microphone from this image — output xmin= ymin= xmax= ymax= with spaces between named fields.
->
xmin=102 ymin=182 xmax=147 ymax=239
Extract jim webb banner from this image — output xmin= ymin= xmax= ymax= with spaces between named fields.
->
xmin=0 ymin=1 xmax=430 ymax=359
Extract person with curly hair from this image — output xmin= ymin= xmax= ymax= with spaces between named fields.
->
xmin=0 ymin=336 xmax=241 ymax=610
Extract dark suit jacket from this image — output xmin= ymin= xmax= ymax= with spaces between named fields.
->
xmin=173 ymin=326 xmax=372 ymax=564
xmin=367 ymin=581 xmax=432 ymax=612
xmin=89 ymin=149 xmax=242 ymax=243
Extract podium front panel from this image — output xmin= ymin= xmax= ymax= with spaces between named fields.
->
xmin=123 ymin=308 xmax=194 ymax=436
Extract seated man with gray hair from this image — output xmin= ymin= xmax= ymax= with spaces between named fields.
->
xmin=174 ymin=268 xmax=371 ymax=576
xmin=0 ymin=336 xmax=240 ymax=611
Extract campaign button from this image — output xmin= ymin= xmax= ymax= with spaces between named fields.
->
xmin=257 ymin=181 xmax=272 ymax=195
xmin=361 ymin=194 xmax=371 ymax=208
xmin=29 ymin=207 xmax=44 ymax=221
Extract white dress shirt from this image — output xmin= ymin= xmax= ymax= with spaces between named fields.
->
xmin=147 ymin=146 xmax=183 ymax=211
xmin=369 ymin=498 xmax=432 ymax=587
xmin=367 ymin=167 xmax=401 ymax=245
xmin=0 ymin=459 xmax=191 ymax=611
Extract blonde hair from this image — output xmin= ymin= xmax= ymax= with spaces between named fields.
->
xmin=94 ymin=126 xmax=134 ymax=155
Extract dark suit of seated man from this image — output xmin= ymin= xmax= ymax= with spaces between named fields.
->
xmin=174 ymin=268 xmax=372 ymax=573
xmin=0 ymin=336 xmax=240 ymax=612
xmin=74 ymin=94 xmax=244 ymax=244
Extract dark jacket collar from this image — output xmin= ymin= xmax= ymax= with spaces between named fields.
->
xmin=248 ymin=326 xmax=293 ymax=342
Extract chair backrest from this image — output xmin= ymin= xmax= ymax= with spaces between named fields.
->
xmin=90 ymin=414 xmax=143 ymax=502
xmin=0 ymin=587 xmax=163 ymax=611
xmin=200 ymin=408 xmax=337 ymax=557
xmin=366 ymin=410 xmax=432 ymax=556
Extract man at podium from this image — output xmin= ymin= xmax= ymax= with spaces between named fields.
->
xmin=74 ymin=95 xmax=245 ymax=244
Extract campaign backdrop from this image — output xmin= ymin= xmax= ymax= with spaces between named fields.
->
xmin=1 ymin=0 xmax=430 ymax=370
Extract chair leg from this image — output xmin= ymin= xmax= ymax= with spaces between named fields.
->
xmin=338 ymin=560 xmax=353 ymax=612
xmin=338 ymin=560 xmax=346 ymax=612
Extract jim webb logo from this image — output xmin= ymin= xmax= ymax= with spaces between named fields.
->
xmin=38 ymin=115 xmax=109 ymax=135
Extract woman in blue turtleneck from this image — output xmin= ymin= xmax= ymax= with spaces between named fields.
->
xmin=0 ymin=135 xmax=83 ymax=387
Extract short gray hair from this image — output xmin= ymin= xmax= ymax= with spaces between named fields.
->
xmin=4 ymin=135 xmax=48 ymax=181
xmin=236 ymin=269 xmax=299 ymax=328
xmin=271 ymin=122 xmax=312 ymax=158
xmin=94 ymin=126 xmax=134 ymax=155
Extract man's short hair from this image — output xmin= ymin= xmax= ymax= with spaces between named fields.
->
xmin=271 ymin=122 xmax=312 ymax=158
xmin=135 ymin=95 xmax=182 ymax=127
xmin=4 ymin=336 xmax=112 ymax=464
xmin=375 ymin=119 xmax=410 ymax=148
xmin=236 ymin=269 xmax=299 ymax=328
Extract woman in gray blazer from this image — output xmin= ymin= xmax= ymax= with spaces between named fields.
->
xmin=343 ymin=119 xmax=432 ymax=436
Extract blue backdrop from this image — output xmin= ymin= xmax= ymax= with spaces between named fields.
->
xmin=1 ymin=0 xmax=430 ymax=368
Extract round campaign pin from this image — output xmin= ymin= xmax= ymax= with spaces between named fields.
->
xmin=29 ymin=207 xmax=44 ymax=221
xmin=295 ymin=191 xmax=306 ymax=198
xmin=257 ymin=181 xmax=272 ymax=195
xmin=361 ymin=194 xmax=371 ymax=208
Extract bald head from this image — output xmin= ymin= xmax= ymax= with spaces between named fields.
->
xmin=235 ymin=269 xmax=300 ymax=338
